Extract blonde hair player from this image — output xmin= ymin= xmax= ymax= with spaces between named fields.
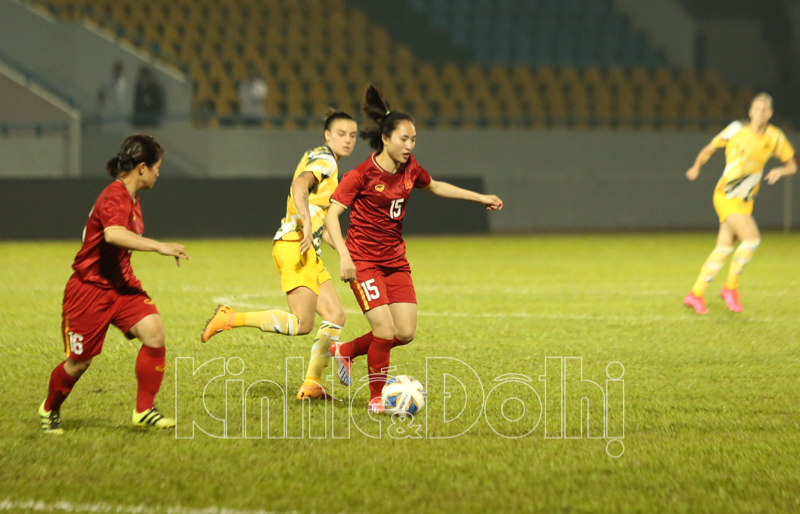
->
xmin=684 ymin=93 xmax=796 ymax=313
xmin=202 ymin=110 xmax=358 ymax=401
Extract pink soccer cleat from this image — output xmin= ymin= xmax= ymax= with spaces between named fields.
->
xmin=329 ymin=342 xmax=351 ymax=386
xmin=683 ymin=292 xmax=708 ymax=314
xmin=367 ymin=397 xmax=384 ymax=414
xmin=720 ymin=287 xmax=743 ymax=313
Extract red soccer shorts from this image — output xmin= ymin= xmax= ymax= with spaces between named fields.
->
xmin=61 ymin=274 xmax=159 ymax=361
xmin=349 ymin=261 xmax=416 ymax=313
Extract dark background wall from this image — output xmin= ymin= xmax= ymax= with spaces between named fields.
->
xmin=0 ymin=177 xmax=488 ymax=240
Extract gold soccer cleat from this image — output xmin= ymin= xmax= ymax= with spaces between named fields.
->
xmin=38 ymin=400 xmax=64 ymax=435
xmin=132 ymin=406 xmax=176 ymax=429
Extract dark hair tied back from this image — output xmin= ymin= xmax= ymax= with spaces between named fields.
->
xmin=323 ymin=108 xmax=355 ymax=132
xmin=106 ymin=134 xmax=165 ymax=178
xmin=359 ymin=83 xmax=414 ymax=151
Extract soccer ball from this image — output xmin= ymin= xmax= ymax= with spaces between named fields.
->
xmin=382 ymin=375 xmax=426 ymax=415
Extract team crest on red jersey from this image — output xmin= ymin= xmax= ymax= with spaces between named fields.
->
xmin=404 ymin=178 xmax=413 ymax=189
xmin=375 ymin=184 xmax=385 ymax=192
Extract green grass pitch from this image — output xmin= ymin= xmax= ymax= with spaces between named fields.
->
xmin=1 ymin=233 xmax=799 ymax=513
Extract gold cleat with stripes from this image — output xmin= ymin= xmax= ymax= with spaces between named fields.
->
xmin=38 ymin=400 xmax=64 ymax=435
xmin=132 ymin=406 xmax=175 ymax=429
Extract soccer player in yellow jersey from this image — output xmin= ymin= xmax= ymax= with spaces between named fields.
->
xmin=684 ymin=93 xmax=796 ymax=313
xmin=202 ymin=110 xmax=358 ymax=400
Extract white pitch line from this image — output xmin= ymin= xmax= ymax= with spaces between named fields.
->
xmin=0 ymin=498 xmax=286 ymax=514
xmin=211 ymin=296 xmax=773 ymax=323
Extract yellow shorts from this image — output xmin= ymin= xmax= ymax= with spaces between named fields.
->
xmin=272 ymin=240 xmax=331 ymax=295
xmin=713 ymin=191 xmax=754 ymax=223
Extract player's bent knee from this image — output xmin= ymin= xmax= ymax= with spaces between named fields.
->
xmin=141 ymin=327 xmax=166 ymax=348
xmin=65 ymin=358 xmax=92 ymax=377
xmin=741 ymin=238 xmax=761 ymax=251
xmin=372 ymin=326 xmax=395 ymax=341
xmin=296 ymin=317 xmax=315 ymax=335
xmin=318 ymin=304 xmax=346 ymax=328
xmin=394 ymin=331 xmax=415 ymax=345
xmin=328 ymin=310 xmax=346 ymax=328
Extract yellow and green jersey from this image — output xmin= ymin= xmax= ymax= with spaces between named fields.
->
xmin=274 ymin=145 xmax=338 ymax=255
xmin=712 ymin=121 xmax=795 ymax=201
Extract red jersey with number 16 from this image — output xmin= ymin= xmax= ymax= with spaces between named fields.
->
xmin=71 ymin=180 xmax=144 ymax=291
xmin=332 ymin=153 xmax=432 ymax=268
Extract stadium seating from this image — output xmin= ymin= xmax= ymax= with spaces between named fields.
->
xmin=38 ymin=0 xmax=756 ymax=129
xmin=407 ymin=0 xmax=663 ymax=69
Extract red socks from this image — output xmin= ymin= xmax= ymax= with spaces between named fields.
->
xmin=135 ymin=345 xmax=166 ymax=412
xmin=339 ymin=332 xmax=374 ymax=360
xmin=45 ymin=361 xmax=79 ymax=412
xmin=339 ymin=333 xmax=412 ymax=399
xmin=44 ymin=347 xmax=166 ymax=414
xmin=367 ymin=336 xmax=393 ymax=400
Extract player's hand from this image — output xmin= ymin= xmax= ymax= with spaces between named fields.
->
xmin=686 ymin=166 xmax=700 ymax=181
xmin=481 ymin=194 xmax=503 ymax=210
xmin=764 ymin=168 xmax=784 ymax=185
xmin=157 ymin=243 xmax=189 ymax=267
xmin=299 ymin=226 xmax=313 ymax=255
xmin=339 ymin=254 xmax=356 ymax=283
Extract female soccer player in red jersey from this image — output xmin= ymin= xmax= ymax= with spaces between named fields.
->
xmin=325 ymin=85 xmax=503 ymax=412
xmin=38 ymin=135 xmax=189 ymax=434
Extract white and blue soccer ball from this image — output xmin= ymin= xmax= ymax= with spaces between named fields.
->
xmin=382 ymin=375 xmax=426 ymax=416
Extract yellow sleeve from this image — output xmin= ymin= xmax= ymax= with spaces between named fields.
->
xmin=303 ymin=152 xmax=337 ymax=183
xmin=712 ymin=121 xmax=744 ymax=148
xmin=773 ymin=129 xmax=796 ymax=163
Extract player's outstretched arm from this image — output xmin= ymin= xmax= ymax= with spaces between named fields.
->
xmin=765 ymin=155 xmax=798 ymax=185
xmin=321 ymin=227 xmax=335 ymax=249
xmin=104 ymin=227 xmax=189 ymax=266
xmin=686 ymin=142 xmax=718 ymax=180
xmin=425 ymin=179 xmax=503 ymax=210
xmin=324 ymin=202 xmax=356 ymax=282
xmin=292 ymin=171 xmax=319 ymax=255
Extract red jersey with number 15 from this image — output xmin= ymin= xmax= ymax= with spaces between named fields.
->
xmin=332 ymin=153 xmax=432 ymax=268
xmin=71 ymin=180 xmax=144 ymax=291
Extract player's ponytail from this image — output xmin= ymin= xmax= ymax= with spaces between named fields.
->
xmin=359 ymin=83 xmax=414 ymax=151
xmin=106 ymin=134 xmax=165 ymax=178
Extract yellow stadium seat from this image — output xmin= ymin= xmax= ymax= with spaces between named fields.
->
xmin=677 ymin=69 xmax=698 ymax=87
xmin=511 ymin=66 xmax=534 ymax=87
xmin=207 ymin=60 xmax=228 ymax=81
xmin=536 ymin=66 xmax=557 ymax=85
xmin=464 ymin=64 xmax=485 ymax=87
xmin=606 ymin=67 xmax=626 ymax=86
xmin=481 ymin=97 xmax=501 ymax=119
xmin=437 ymin=98 xmax=458 ymax=119
xmin=297 ymin=61 xmax=318 ymax=82
xmin=488 ymin=65 xmax=510 ymax=87
xmin=653 ymin=68 xmax=674 ymax=87
xmin=706 ymin=101 xmax=727 ymax=122
xmin=441 ymin=64 xmax=463 ymax=86
xmin=630 ymin=68 xmax=650 ymax=88
xmin=500 ymin=96 xmax=522 ymax=118
xmin=417 ymin=63 xmax=438 ymax=83
xmin=702 ymin=69 xmax=725 ymax=88
xmin=582 ymin=67 xmax=603 ymax=86
xmin=558 ymin=67 xmax=579 ymax=86
xmin=471 ymin=82 xmax=493 ymax=103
